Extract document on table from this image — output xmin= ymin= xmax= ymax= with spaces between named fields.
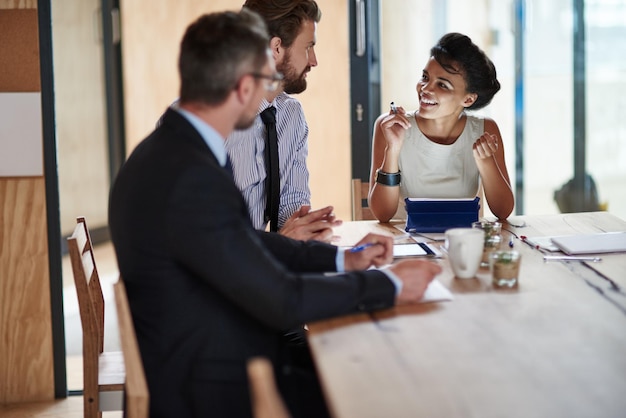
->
xmin=393 ymin=242 xmax=442 ymax=258
xmin=359 ymin=266 xmax=453 ymax=303
xmin=420 ymin=278 xmax=454 ymax=303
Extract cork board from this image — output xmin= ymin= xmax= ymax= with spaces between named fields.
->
xmin=0 ymin=9 xmax=40 ymax=91
xmin=0 ymin=9 xmax=42 ymax=176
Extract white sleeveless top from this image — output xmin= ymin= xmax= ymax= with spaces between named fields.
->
xmin=395 ymin=113 xmax=484 ymax=218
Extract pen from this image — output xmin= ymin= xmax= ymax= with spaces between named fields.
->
xmin=349 ymin=243 xmax=377 ymax=253
xmin=390 ymin=101 xmax=398 ymax=114
xmin=543 ymin=255 xmax=602 ymax=262
xmin=519 ymin=235 xmax=539 ymax=250
xmin=350 ymin=234 xmax=410 ymax=253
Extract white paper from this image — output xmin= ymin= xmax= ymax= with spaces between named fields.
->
xmin=393 ymin=242 xmax=442 ymax=258
xmin=393 ymin=243 xmax=427 ymax=257
xmin=420 ymin=278 xmax=454 ymax=303
xmin=0 ymin=92 xmax=43 ymax=176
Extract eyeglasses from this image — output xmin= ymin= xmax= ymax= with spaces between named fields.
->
xmin=249 ymin=72 xmax=284 ymax=92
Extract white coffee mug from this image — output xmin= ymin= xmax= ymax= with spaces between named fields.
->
xmin=445 ymin=228 xmax=485 ymax=279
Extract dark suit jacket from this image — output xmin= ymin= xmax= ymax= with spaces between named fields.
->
xmin=108 ymin=109 xmax=395 ymax=418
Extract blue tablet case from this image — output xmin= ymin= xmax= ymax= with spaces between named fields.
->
xmin=405 ymin=197 xmax=480 ymax=233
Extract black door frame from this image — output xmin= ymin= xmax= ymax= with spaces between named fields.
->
xmin=349 ymin=0 xmax=381 ymax=182
xmin=40 ymin=0 xmax=126 ymax=397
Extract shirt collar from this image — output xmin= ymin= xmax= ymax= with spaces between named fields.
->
xmin=257 ymin=96 xmax=280 ymax=113
xmin=172 ymin=103 xmax=228 ymax=167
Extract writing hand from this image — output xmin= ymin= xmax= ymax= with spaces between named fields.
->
xmin=344 ymin=233 xmax=394 ymax=270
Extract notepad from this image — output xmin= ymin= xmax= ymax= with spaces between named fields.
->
xmin=550 ymin=232 xmax=626 ymax=255
xmin=393 ymin=242 xmax=440 ymax=258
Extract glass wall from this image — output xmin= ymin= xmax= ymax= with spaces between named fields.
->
xmin=585 ymin=0 xmax=626 ymax=217
xmin=380 ymin=0 xmax=626 ymax=220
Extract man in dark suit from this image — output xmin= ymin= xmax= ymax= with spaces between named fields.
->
xmin=109 ymin=9 xmax=441 ymax=418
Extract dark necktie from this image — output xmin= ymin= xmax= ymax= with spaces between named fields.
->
xmin=260 ymin=106 xmax=280 ymax=232
xmin=224 ymin=155 xmax=233 ymax=177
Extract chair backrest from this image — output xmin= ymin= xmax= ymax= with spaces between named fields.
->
xmin=114 ymin=279 xmax=149 ymax=418
xmin=67 ymin=216 xmax=106 ymax=399
xmin=351 ymin=178 xmax=376 ymax=221
xmin=247 ymin=357 xmax=291 ymax=418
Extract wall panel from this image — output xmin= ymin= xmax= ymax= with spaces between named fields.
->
xmin=0 ymin=179 xmax=53 ymax=403
xmin=0 ymin=2 xmax=55 ymax=404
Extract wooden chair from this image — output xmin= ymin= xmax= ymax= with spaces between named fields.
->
xmin=114 ymin=279 xmax=149 ymax=418
xmin=67 ymin=216 xmax=124 ymax=417
xmin=351 ymin=178 xmax=376 ymax=221
xmin=247 ymin=357 xmax=291 ymax=418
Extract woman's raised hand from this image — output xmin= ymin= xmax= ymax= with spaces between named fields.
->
xmin=472 ymin=132 xmax=499 ymax=160
xmin=379 ymin=103 xmax=411 ymax=148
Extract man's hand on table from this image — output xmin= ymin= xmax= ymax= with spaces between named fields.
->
xmin=279 ymin=205 xmax=342 ymax=243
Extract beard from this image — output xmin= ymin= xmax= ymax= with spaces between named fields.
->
xmin=277 ymin=51 xmax=309 ymax=95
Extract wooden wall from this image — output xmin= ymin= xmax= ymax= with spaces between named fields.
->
xmin=120 ymin=0 xmax=352 ymax=220
xmin=0 ymin=0 xmax=55 ymax=404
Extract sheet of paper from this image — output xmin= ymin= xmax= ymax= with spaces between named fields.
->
xmin=393 ymin=242 xmax=442 ymax=258
xmin=420 ymin=278 xmax=454 ymax=303
xmin=360 ymin=265 xmax=452 ymax=304
xmin=393 ymin=243 xmax=427 ymax=257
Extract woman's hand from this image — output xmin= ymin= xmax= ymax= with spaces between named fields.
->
xmin=379 ymin=104 xmax=411 ymax=149
xmin=472 ymin=132 xmax=499 ymax=160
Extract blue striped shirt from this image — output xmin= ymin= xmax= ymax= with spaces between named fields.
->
xmin=226 ymin=93 xmax=310 ymax=230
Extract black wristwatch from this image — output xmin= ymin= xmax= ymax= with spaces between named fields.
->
xmin=375 ymin=169 xmax=401 ymax=186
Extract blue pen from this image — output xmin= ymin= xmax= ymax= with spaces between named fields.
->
xmin=350 ymin=234 xmax=410 ymax=252
xmin=350 ymin=242 xmax=377 ymax=253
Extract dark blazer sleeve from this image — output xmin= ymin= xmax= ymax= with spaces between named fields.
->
xmin=165 ymin=163 xmax=395 ymax=331
xmin=254 ymin=229 xmax=338 ymax=272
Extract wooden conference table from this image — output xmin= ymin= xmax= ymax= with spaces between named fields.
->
xmin=307 ymin=211 xmax=626 ymax=418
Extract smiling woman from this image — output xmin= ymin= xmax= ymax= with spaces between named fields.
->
xmin=375 ymin=0 xmax=626 ymax=221
xmin=368 ymin=32 xmax=514 ymax=223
